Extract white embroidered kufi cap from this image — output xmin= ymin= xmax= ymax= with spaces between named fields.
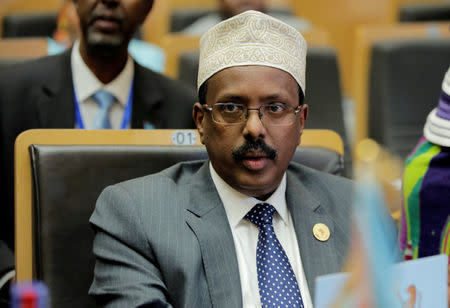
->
xmin=424 ymin=66 xmax=450 ymax=147
xmin=197 ymin=10 xmax=307 ymax=95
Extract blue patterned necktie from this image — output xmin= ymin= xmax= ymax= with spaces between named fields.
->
xmin=245 ymin=203 xmax=304 ymax=308
xmin=92 ymin=90 xmax=115 ymax=129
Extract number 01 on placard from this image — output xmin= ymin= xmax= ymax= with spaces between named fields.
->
xmin=171 ymin=130 xmax=198 ymax=146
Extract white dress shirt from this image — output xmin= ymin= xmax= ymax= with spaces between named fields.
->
xmin=209 ymin=163 xmax=313 ymax=308
xmin=71 ymin=40 xmax=134 ymax=129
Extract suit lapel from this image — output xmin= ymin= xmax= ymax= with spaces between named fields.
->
xmin=35 ymin=50 xmax=75 ymax=128
xmin=286 ymin=168 xmax=340 ymax=299
xmin=131 ymin=63 xmax=163 ymax=128
xmin=185 ymin=163 xmax=242 ymax=308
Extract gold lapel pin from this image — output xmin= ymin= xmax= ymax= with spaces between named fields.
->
xmin=313 ymin=223 xmax=330 ymax=242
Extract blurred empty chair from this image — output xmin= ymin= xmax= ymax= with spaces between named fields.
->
xmin=291 ymin=0 xmax=398 ymax=99
xmin=351 ymin=22 xmax=450 ymax=146
xmin=170 ymin=7 xmax=215 ymax=32
xmin=177 ymin=50 xmax=199 ymax=88
xmin=15 ymin=129 xmax=344 ymax=307
xmin=161 ymin=33 xmax=200 ymax=79
xmin=302 ymin=48 xmax=346 ymax=141
xmin=368 ymin=38 xmax=450 ymax=158
xmin=298 ymin=47 xmax=351 ymax=176
xmin=0 ymin=0 xmax=59 ymax=36
xmin=399 ymin=3 xmax=450 ymax=22
xmin=1 ymin=12 xmax=57 ymax=38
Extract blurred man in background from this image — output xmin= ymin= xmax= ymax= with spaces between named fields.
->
xmin=0 ymin=0 xmax=197 ymax=301
xmin=50 ymin=0 xmax=166 ymax=72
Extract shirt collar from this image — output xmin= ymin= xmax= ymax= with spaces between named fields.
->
xmin=209 ymin=162 xmax=288 ymax=229
xmin=71 ymin=40 xmax=134 ymax=107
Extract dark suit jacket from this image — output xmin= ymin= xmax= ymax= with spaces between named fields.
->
xmin=0 ymin=50 xmax=197 ymax=259
xmin=0 ymin=241 xmax=13 ymax=276
xmin=89 ymin=161 xmax=353 ymax=307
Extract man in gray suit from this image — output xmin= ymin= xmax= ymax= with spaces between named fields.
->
xmin=90 ymin=10 xmax=353 ymax=307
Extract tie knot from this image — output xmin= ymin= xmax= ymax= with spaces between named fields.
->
xmin=245 ymin=203 xmax=276 ymax=228
xmin=92 ymin=90 xmax=115 ymax=110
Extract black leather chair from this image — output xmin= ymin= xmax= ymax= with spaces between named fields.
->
xmin=2 ymin=12 xmax=57 ymax=38
xmin=368 ymin=38 xmax=450 ymax=158
xmin=399 ymin=3 xmax=450 ymax=22
xmin=179 ymin=47 xmax=351 ymax=176
xmin=15 ymin=129 xmax=344 ymax=307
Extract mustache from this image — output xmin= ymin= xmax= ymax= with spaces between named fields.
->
xmin=232 ymin=139 xmax=277 ymax=162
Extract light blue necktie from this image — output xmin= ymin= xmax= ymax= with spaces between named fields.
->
xmin=92 ymin=90 xmax=115 ymax=129
xmin=245 ymin=203 xmax=304 ymax=308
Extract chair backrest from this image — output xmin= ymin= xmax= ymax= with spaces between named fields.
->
xmin=302 ymin=47 xmax=352 ymax=176
xmin=0 ymin=0 xmax=59 ymax=36
xmin=161 ymin=33 xmax=200 ymax=79
xmin=367 ymin=38 xmax=450 ymax=158
xmin=399 ymin=3 xmax=450 ymax=22
xmin=170 ymin=7 xmax=215 ymax=33
xmin=2 ymin=12 xmax=57 ymax=38
xmin=0 ymin=37 xmax=48 ymax=62
xmin=15 ymin=129 xmax=343 ymax=307
xmin=291 ymin=0 xmax=398 ymax=96
xmin=350 ymin=22 xmax=450 ymax=146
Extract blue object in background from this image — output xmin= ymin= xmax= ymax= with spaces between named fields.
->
xmin=10 ymin=281 xmax=49 ymax=308
xmin=353 ymin=174 xmax=401 ymax=308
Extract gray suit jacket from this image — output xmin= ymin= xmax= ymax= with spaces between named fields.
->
xmin=89 ymin=161 xmax=353 ymax=307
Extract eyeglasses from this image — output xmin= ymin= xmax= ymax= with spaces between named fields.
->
xmin=203 ymin=103 xmax=303 ymax=126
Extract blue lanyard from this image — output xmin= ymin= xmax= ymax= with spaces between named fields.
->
xmin=74 ymin=81 xmax=134 ymax=129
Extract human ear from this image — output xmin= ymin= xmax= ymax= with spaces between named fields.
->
xmin=193 ymin=102 xmax=206 ymax=144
